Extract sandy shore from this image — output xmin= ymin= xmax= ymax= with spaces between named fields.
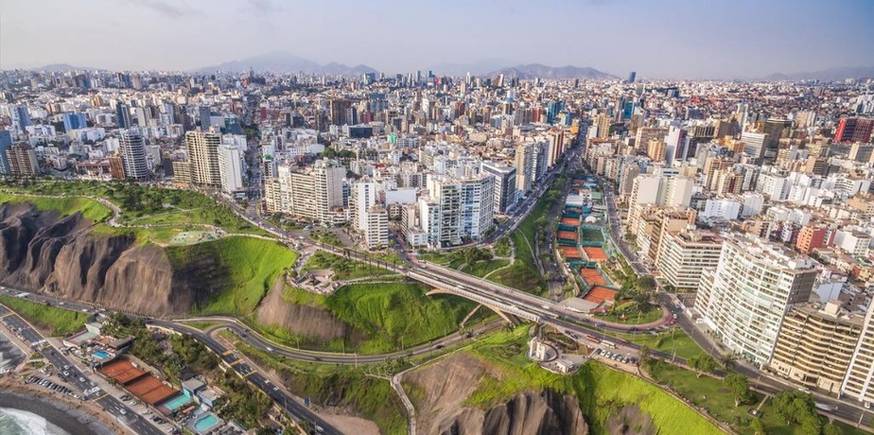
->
xmin=0 ymin=383 xmax=118 ymax=435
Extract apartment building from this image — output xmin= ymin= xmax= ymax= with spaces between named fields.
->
xmin=695 ymin=234 xmax=819 ymax=366
xmin=263 ymin=159 xmax=346 ymax=224
xmin=769 ymin=302 xmax=863 ymax=395
xmin=185 ymin=130 xmax=222 ymax=187
xmin=364 ymin=205 xmax=388 ymax=250
xmin=842 ymin=302 xmax=874 ymax=406
xmin=656 ymin=228 xmax=723 ymax=291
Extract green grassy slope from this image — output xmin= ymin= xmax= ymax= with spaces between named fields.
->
xmin=0 ymin=295 xmax=90 ymax=336
xmin=166 ymin=236 xmax=298 ymax=316
xmin=0 ymin=193 xmax=111 ymax=222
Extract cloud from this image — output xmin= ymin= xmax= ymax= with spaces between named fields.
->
xmin=248 ymin=0 xmax=279 ymax=14
xmin=123 ymin=0 xmax=189 ymax=18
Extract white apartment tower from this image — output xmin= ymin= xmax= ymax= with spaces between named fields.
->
xmin=119 ymin=129 xmax=149 ymax=180
xmin=695 ymin=234 xmax=819 ymax=367
xmin=218 ymin=144 xmax=245 ymax=194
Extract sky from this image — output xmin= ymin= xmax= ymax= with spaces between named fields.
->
xmin=1 ymin=0 xmax=873 ymax=78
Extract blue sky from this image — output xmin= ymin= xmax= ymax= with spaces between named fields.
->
xmin=2 ymin=0 xmax=873 ymax=78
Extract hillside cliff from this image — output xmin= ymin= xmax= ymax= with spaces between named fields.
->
xmin=0 ymin=204 xmax=201 ymax=315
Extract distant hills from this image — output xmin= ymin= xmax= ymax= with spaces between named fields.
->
xmin=486 ymin=63 xmax=616 ymax=80
xmin=760 ymin=66 xmax=874 ymax=82
xmin=194 ymin=51 xmax=377 ymax=76
xmin=30 ymin=63 xmax=99 ymax=73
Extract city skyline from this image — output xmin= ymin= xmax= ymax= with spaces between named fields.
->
xmin=2 ymin=0 xmax=874 ymax=79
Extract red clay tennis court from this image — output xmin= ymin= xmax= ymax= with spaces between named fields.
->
xmin=582 ymin=286 xmax=618 ymax=304
xmin=583 ymin=247 xmax=608 ymax=261
xmin=127 ymin=376 xmax=178 ymax=405
xmin=99 ymin=359 xmax=147 ymax=385
xmin=557 ymin=231 xmax=578 ymax=241
xmin=579 ymin=267 xmax=607 ymax=286
xmin=561 ymin=217 xmax=580 ymax=226
xmin=560 ymin=246 xmax=581 ymax=259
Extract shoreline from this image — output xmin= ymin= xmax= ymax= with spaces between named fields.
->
xmin=0 ymin=389 xmax=116 ymax=435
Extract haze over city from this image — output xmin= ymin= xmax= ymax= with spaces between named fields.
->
xmin=3 ymin=0 xmax=874 ymax=78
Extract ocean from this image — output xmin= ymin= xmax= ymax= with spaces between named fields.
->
xmin=0 ymin=407 xmax=70 ymax=435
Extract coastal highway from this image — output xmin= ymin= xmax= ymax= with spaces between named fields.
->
xmin=0 ymin=287 xmax=341 ymax=435
xmin=0 ymin=303 xmax=164 ymax=435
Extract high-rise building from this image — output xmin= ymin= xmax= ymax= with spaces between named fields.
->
xmin=849 ymin=142 xmax=874 ymax=163
xmin=5 ymin=144 xmax=39 ymax=177
xmin=329 ymin=98 xmax=352 ymax=126
xmin=119 ymin=129 xmax=149 ymax=180
xmin=481 ymin=161 xmax=517 ymax=214
xmin=115 ymin=101 xmax=131 ymax=129
xmin=0 ymin=130 xmax=11 ymax=175
xmin=695 ymin=234 xmax=819 ymax=367
xmin=834 ymin=117 xmax=874 ymax=143
xmin=843 ymin=302 xmax=874 ymax=406
xmin=423 ymin=174 xmax=495 ymax=247
xmin=626 ymin=71 xmax=636 ymax=84
xmin=185 ymin=131 xmax=222 ymax=187
xmin=264 ymin=159 xmax=346 ymax=224
xmin=364 ymin=205 xmax=389 ymax=250
xmin=218 ymin=144 xmax=245 ymax=194
xmin=352 ymin=180 xmax=379 ymax=232
xmin=656 ymin=229 xmax=723 ymax=291
xmin=62 ymin=112 xmax=87 ymax=131
xmin=769 ymin=302 xmax=863 ymax=396
xmin=514 ymin=142 xmax=535 ymax=193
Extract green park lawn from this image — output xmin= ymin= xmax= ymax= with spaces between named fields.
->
xmin=0 ymin=295 xmax=90 ymax=336
xmin=166 ymin=236 xmax=298 ymax=316
xmin=609 ymin=328 xmax=706 ymax=361
xmin=301 ymin=251 xmax=393 ymax=280
xmin=594 ymin=300 xmax=664 ymax=325
xmin=0 ymin=192 xmax=112 ymax=223
xmin=461 ymin=326 xmax=722 ymax=435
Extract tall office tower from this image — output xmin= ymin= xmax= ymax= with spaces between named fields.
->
xmin=480 ymin=161 xmax=517 ymax=214
xmin=12 ymin=105 xmax=31 ymax=132
xmin=514 ymin=142 xmax=535 ymax=193
xmin=329 ymin=98 xmax=352 ymax=126
xmin=656 ymin=229 xmax=723 ymax=291
xmin=364 ymin=206 xmax=389 ymax=250
xmin=5 ymin=144 xmax=39 ymax=177
xmin=218 ymin=144 xmax=245 ymax=194
xmin=352 ymin=180 xmax=379 ymax=231
xmin=119 ymin=129 xmax=149 ymax=180
xmin=199 ymin=106 xmax=212 ymax=130
xmin=185 ymin=131 xmax=222 ymax=187
xmin=695 ymin=234 xmax=819 ymax=367
xmin=0 ymin=130 xmax=11 ymax=175
xmin=626 ymin=71 xmax=636 ymax=84
xmin=115 ymin=101 xmax=132 ymax=128
xmin=770 ymin=302 xmax=863 ymax=395
xmin=834 ymin=117 xmax=874 ymax=143
xmin=843 ymin=302 xmax=874 ymax=406
xmin=62 ymin=112 xmax=87 ymax=131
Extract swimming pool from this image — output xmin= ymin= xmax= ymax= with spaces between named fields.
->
xmin=93 ymin=350 xmax=110 ymax=360
xmin=161 ymin=392 xmax=192 ymax=412
xmin=192 ymin=413 xmax=221 ymax=433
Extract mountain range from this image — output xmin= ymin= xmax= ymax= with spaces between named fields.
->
xmin=760 ymin=66 xmax=874 ymax=82
xmin=486 ymin=63 xmax=616 ymax=80
xmin=193 ymin=51 xmax=377 ymax=75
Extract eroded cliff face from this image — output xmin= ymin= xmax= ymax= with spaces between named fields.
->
xmin=0 ymin=204 xmax=197 ymax=315
xmin=405 ymin=353 xmax=588 ymax=435
xmin=440 ymin=391 xmax=589 ymax=435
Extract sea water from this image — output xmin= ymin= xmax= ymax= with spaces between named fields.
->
xmin=0 ymin=407 xmax=69 ymax=435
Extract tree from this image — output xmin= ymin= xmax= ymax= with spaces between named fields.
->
xmin=688 ymin=354 xmax=716 ymax=378
xmin=749 ymin=417 xmax=766 ymax=435
xmin=724 ymin=374 xmax=753 ymax=406
xmin=637 ymin=275 xmax=657 ymax=292
xmin=822 ymin=423 xmax=842 ymax=435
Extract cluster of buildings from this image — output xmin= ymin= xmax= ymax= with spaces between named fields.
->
xmin=0 ymin=67 xmax=582 ymax=249
xmin=577 ymin=78 xmax=874 ymax=405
